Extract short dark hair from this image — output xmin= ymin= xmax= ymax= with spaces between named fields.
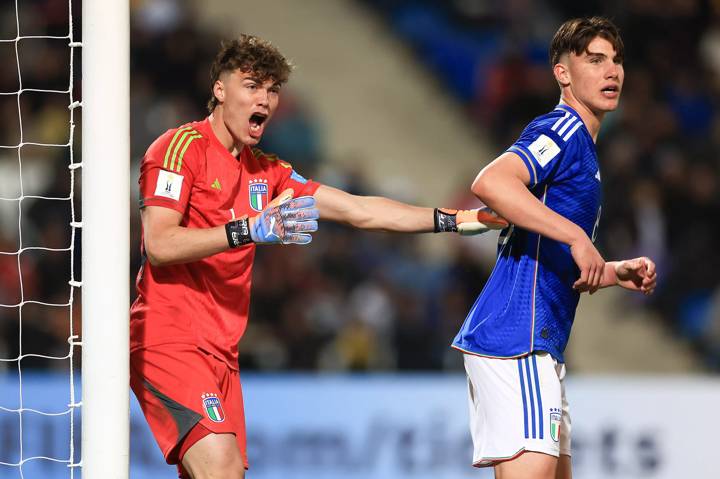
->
xmin=550 ymin=17 xmax=624 ymax=67
xmin=207 ymin=34 xmax=293 ymax=112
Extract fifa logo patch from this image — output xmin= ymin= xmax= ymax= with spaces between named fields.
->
xmin=528 ymin=134 xmax=561 ymax=167
xmin=249 ymin=178 xmax=269 ymax=212
xmin=201 ymin=393 xmax=225 ymax=423
xmin=549 ymin=408 xmax=562 ymax=442
xmin=154 ymin=170 xmax=183 ymax=201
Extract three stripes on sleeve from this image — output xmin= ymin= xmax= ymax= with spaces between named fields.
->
xmin=163 ymin=126 xmax=202 ymax=173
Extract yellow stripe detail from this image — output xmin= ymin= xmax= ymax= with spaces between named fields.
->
xmin=175 ymin=133 xmax=202 ymax=172
xmin=168 ymin=129 xmax=200 ymax=172
xmin=251 ymin=147 xmax=280 ymax=162
xmin=163 ymin=126 xmax=193 ymax=169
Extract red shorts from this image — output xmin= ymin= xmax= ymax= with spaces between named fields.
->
xmin=130 ymin=344 xmax=248 ymax=472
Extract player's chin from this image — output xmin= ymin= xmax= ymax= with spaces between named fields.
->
xmin=598 ymin=96 xmax=621 ymax=112
xmin=242 ymin=133 xmax=262 ymax=146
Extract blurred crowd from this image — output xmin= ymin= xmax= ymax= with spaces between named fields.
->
xmin=364 ymin=0 xmax=720 ymax=367
xmin=1 ymin=0 xmax=719 ymax=372
xmin=127 ymin=1 xmax=494 ymax=372
xmin=0 ymin=0 xmax=492 ymax=373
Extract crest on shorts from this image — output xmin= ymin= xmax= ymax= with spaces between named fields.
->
xmin=549 ymin=410 xmax=562 ymax=442
xmin=249 ymin=179 xmax=269 ymax=212
xmin=201 ymin=393 xmax=225 ymax=423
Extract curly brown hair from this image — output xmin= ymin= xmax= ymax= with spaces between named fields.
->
xmin=550 ymin=17 xmax=624 ymax=67
xmin=207 ymin=34 xmax=293 ymax=112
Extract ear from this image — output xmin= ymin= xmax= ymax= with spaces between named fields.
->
xmin=213 ymin=80 xmax=225 ymax=104
xmin=553 ymin=62 xmax=570 ymax=87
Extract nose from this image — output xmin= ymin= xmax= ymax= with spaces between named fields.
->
xmin=606 ymin=62 xmax=620 ymax=80
xmin=256 ymin=88 xmax=269 ymax=107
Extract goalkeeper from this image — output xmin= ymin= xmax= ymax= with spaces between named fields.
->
xmin=130 ymin=34 xmax=507 ymax=479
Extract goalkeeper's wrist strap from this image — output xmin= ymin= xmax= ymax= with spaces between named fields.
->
xmin=433 ymin=208 xmax=458 ymax=233
xmin=225 ymin=217 xmax=253 ymax=248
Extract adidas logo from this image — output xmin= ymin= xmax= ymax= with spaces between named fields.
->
xmin=211 ymin=178 xmax=222 ymax=190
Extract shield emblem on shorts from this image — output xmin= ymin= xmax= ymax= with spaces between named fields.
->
xmin=201 ymin=393 xmax=225 ymax=423
xmin=249 ymin=180 xmax=269 ymax=212
xmin=550 ymin=412 xmax=561 ymax=442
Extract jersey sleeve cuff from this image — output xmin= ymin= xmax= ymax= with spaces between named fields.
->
xmin=295 ymin=180 xmax=321 ymax=197
xmin=139 ymin=196 xmax=186 ymax=214
xmin=507 ymin=145 xmax=538 ymax=186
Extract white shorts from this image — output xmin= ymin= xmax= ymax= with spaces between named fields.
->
xmin=463 ymin=352 xmax=571 ymax=467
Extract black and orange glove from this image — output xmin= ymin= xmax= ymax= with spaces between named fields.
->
xmin=433 ymin=207 xmax=509 ymax=235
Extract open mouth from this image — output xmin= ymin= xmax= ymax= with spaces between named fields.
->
xmin=601 ymin=85 xmax=619 ymax=94
xmin=249 ymin=112 xmax=268 ymax=134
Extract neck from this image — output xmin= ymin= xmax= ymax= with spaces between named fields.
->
xmin=209 ymin=109 xmax=243 ymax=156
xmin=558 ymin=94 xmax=603 ymax=142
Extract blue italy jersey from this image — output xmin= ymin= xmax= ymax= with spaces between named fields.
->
xmin=452 ymin=104 xmax=602 ymax=362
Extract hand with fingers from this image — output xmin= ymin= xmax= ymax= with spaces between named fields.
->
xmin=614 ymin=256 xmax=657 ymax=295
xmin=570 ymin=235 xmax=606 ymax=294
xmin=249 ymin=189 xmax=319 ymax=245
xmin=225 ymin=188 xmax=319 ymax=248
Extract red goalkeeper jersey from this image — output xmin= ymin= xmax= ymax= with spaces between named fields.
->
xmin=130 ymin=118 xmax=320 ymax=368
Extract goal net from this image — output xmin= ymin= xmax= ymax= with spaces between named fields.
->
xmin=0 ymin=1 xmax=129 ymax=478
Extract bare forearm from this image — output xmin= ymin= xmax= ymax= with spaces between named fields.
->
xmin=474 ymin=172 xmax=585 ymax=246
xmin=145 ymin=224 xmax=229 ymax=266
xmin=472 ymin=153 xmax=605 ymax=293
xmin=331 ymin=196 xmax=433 ymax=231
xmin=315 ymin=186 xmax=434 ymax=232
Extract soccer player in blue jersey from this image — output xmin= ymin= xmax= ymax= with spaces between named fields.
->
xmin=452 ymin=17 xmax=657 ymax=479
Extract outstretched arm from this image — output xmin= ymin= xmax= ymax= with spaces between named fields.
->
xmin=313 ymin=184 xmax=507 ymax=233
xmin=600 ymin=257 xmax=657 ymax=295
xmin=314 ymin=184 xmax=433 ymax=232
xmin=472 ymin=152 xmax=605 ymax=292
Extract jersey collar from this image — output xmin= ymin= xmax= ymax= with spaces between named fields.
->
xmin=197 ymin=117 xmax=250 ymax=164
xmin=553 ymin=103 xmax=595 ymax=144
xmin=554 ymin=103 xmax=583 ymax=122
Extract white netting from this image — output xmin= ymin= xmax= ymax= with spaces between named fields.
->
xmin=0 ymin=0 xmax=81 ymax=478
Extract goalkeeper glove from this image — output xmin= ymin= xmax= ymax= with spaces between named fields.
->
xmin=433 ymin=207 xmax=508 ymax=235
xmin=225 ymin=189 xmax=319 ymax=247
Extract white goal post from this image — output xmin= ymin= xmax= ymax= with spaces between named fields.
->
xmin=81 ymin=0 xmax=130 ymax=477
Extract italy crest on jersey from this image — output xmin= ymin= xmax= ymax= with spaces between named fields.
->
xmin=549 ymin=411 xmax=562 ymax=442
xmin=249 ymin=179 xmax=269 ymax=212
xmin=201 ymin=393 xmax=225 ymax=423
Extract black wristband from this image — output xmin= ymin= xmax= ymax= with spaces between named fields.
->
xmin=433 ymin=208 xmax=458 ymax=233
xmin=225 ymin=218 xmax=253 ymax=248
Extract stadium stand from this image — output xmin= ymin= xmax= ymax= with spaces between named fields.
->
xmin=1 ymin=0 xmax=715 ymax=373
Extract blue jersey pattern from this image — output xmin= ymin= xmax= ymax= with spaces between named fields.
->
xmin=452 ymin=104 xmax=602 ymax=362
